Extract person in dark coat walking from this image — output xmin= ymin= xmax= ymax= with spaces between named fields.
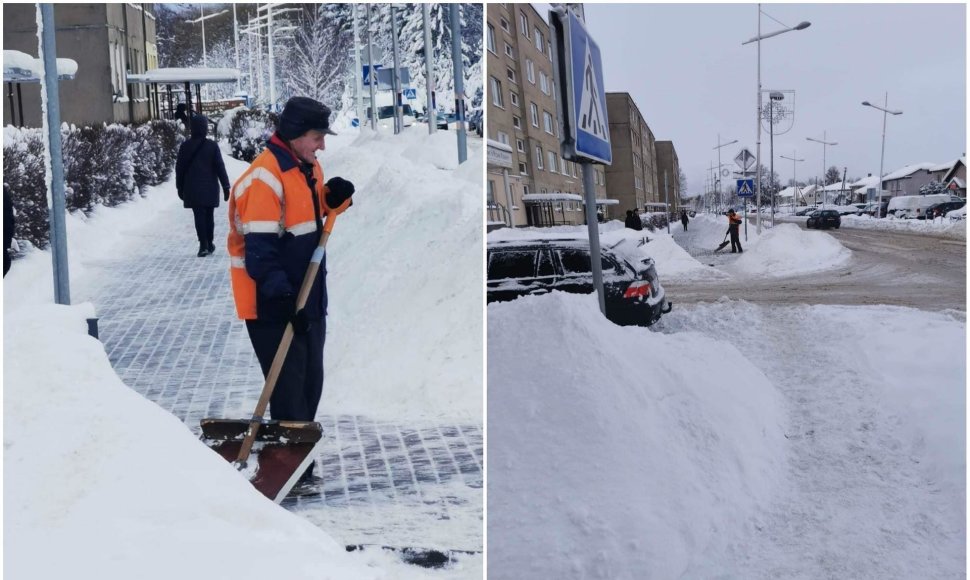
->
xmin=4 ymin=184 xmax=14 ymax=276
xmin=174 ymin=103 xmax=189 ymax=127
xmin=176 ymin=114 xmax=230 ymax=257
xmin=624 ymin=209 xmax=643 ymax=231
xmin=680 ymin=209 xmax=690 ymax=231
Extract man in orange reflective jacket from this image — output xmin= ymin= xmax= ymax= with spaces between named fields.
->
xmin=228 ymin=97 xmax=354 ymax=435
xmin=727 ymin=209 xmax=743 ymax=253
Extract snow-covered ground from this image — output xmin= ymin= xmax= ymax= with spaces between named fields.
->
xmin=775 ymin=211 xmax=967 ymax=239
xmin=4 ymin=125 xmax=483 ymax=578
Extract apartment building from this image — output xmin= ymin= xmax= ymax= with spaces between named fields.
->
xmin=486 ymin=4 xmax=608 ymax=227
xmin=3 ymin=3 xmax=158 ymax=127
xmin=604 ymin=92 xmax=660 ymax=215
xmin=655 ymin=141 xmax=681 ymax=213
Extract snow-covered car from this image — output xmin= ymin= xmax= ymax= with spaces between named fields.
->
xmin=794 ymin=206 xmax=817 ymax=216
xmin=487 ymin=238 xmax=672 ymax=327
xmin=946 ymin=205 xmax=967 ymax=220
xmin=806 ymin=209 xmax=841 ymax=229
xmin=922 ymin=201 xmax=965 ymax=220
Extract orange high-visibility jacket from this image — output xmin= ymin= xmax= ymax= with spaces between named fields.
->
xmin=227 ymin=134 xmax=349 ymax=320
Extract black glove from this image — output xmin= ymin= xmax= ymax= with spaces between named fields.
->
xmin=223 ymin=189 xmax=230 ymax=202
xmin=325 ymin=177 xmax=355 ymax=208
xmin=290 ymin=307 xmax=310 ymax=335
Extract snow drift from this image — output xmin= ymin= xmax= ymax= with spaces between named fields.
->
xmin=487 ymin=292 xmax=787 ymax=579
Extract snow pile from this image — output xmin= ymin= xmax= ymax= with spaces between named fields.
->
xmin=487 ymin=292 xmax=786 ymax=579
xmin=320 ymin=127 xmax=483 ymax=420
xmin=3 ymin=304 xmax=420 ymax=580
xmin=778 ymin=213 xmax=967 ymax=239
xmin=731 ymin=223 xmax=851 ymax=277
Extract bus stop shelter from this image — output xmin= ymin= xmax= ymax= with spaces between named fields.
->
xmin=126 ymin=67 xmax=241 ymax=121
xmin=3 ymin=49 xmax=77 ymax=128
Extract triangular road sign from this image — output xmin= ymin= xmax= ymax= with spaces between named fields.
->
xmin=578 ymin=43 xmax=609 ymax=141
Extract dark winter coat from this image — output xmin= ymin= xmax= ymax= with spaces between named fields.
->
xmin=175 ymin=115 xmax=230 ymax=209
xmin=680 ymin=212 xmax=689 ymax=226
xmin=4 ymin=184 xmax=14 ymax=277
xmin=624 ymin=212 xmax=643 ymax=231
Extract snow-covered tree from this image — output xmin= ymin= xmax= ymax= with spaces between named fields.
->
xmin=281 ymin=5 xmax=351 ymax=107
xmin=824 ymin=165 xmax=841 ymax=185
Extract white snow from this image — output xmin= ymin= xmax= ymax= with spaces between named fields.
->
xmin=4 ymin=124 xmax=482 ymax=578
xmin=3 ymin=48 xmax=78 ymax=80
xmin=731 ymin=223 xmax=851 ymax=277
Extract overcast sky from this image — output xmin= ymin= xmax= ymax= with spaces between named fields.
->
xmin=534 ymin=3 xmax=966 ymax=197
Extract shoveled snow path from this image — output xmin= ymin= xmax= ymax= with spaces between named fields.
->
xmin=661 ymin=302 xmax=965 ymax=579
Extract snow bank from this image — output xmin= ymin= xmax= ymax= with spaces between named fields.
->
xmin=3 ymin=304 xmax=413 ymax=580
xmin=731 ymin=223 xmax=851 ymax=277
xmin=320 ymin=127 xmax=483 ymax=420
xmin=778 ymin=213 xmax=967 ymax=239
xmin=487 ymin=292 xmax=786 ymax=579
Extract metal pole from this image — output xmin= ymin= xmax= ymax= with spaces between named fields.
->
xmin=769 ymin=98 xmax=774 ymax=227
xmin=255 ymin=18 xmax=264 ymax=105
xmin=423 ymin=4 xmax=436 ymax=134
xmin=233 ymin=5 xmax=240 ymax=93
xmin=366 ymin=4 xmax=377 ymax=130
xmin=352 ymin=5 xmax=363 ymax=125
xmin=200 ymin=5 xmax=207 ymax=101
xmin=391 ymin=5 xmax=402 ymax=134
xmin=821 ymin=130 xmax=826 ymax=209
xmin=268 ymin=5 xmax=276 ymax=111
xmin=877 ymin=92 xmax=888 ymax=218
xmin=664 ymin=171 xmax=670 ymax=234
xmin=450 ymin=4 xmax=467 ymax=163
xmin=39 ymin=4 xmax=71 ymax=304
xmin=582 ymin=162 xmax=606 ymax=315
xmin=503 ymin=168 xmax=515 ymax=227
xmin=755 ymin=3 xmax=762 ymax=234
xmin=716 ymin=134 xmax=722 ymax=212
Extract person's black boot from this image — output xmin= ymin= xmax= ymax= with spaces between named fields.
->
xmin=207 ymin=239 xmax=216 ymax=254
xmin=197 ymin=242 xmax=207 ymax=257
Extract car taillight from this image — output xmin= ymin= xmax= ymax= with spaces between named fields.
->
xmin=623 ymin=280 xmax=652 ymax=300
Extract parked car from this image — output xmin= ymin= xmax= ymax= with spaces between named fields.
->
xmin=794 ymin=206 xmax=817 ymax=216
xmin=486 ymin=238 xmax=672 ymax=327
xmin=922 ymin=201 xmax=966 ymax=219
xmin=865 ymin=200 xmax=889 ymax=218
xmin=806 ymin=209 xmax=841 ymax=229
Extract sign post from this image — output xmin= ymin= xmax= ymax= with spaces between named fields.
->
xmin=550 ymin=6 xmax=612 ymax=316
xmin=737 ymin=178 xmax=754 ymax=241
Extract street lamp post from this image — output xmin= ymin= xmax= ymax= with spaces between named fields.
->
xmin=780 ymin=151 xmax=804 ymax=215
xmin=806 ymin=132 xmax=837 ymax=208
xmin=767 ymin=91 xmax=783 ymax=226
xmin=714 ymin=135 xmax=737 ymax=214
xmin=186 ymin=7 xmax=229 ymax=101
xmin=863 ymin=94 xmax=902 ymax=219
xmin=742 ymin=5 xmax=810 ymax=234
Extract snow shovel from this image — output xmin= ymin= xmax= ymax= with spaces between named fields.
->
xmin=714 ymin=232 xmax=731 ymax=252
xmin=200 ymin=211 xmax=339 ymax=503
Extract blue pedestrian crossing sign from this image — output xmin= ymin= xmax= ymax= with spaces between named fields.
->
xmin=737 ymin=179 xmax=755 ymax=197
xmin=550 ymin=8 xmax=612 ymax=165
xmin=362 ymin=64 xmax=382 ymax=86
xmin=403 ymin=87 xmax=417 ymax=100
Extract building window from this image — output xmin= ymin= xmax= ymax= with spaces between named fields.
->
xmin=520 ymin=13 xmax=529 ymax=37
xmin=635 ymin=176 xmax=642 ymax=190
xmin=512 ymin=115 xmax=522 ymax=129
xmin=548 ymin=41 xmax=553 ymax=60
xmin=505 ymin=43 xmax=514 ymax=59
xmin=487 ymin=180 xmax=495 ymax=204
xmin=519 ymin=162 xmax=528 ymax=175
xmin=543 ymin=111 xmax=554 ymax=134
xmin=500 ymin=17 xmax=511 ymax=33
xmin=487 ymin=24 xmax=496 ymax=53
xmin=523 ymin=184 xmax=530 ymax=195
xmin=510 ymin=91 xmax=520 ymax=107
xmin=539 ymin=71 xmax=549 ymax=95
xmin=507 ymin=67 xmax=517 ymax=84
xmin=530 ymin=102 xmax=539 ymax=127
xmin=547 ymin=151 xmax=558 ymax=174
xmin=535 ymin=145 xmax=544 ymax=170
xmin=497 ymin=130 xmax=510 ymax=145
xmin=516 ymin=138 xmax=525 ymax=152
xmin=490 ymin=76 xmax=504 ymax=108
xmin=535 ymin=28 xmax=544 ymax=52
xmin=526 ymin=59 xmax=535 ymax=84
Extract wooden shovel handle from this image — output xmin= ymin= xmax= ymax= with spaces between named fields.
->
xmin=235 ymin=211 xmax=337 ymax=466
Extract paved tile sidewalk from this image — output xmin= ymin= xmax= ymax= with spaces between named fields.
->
xmin=75 ymin=200 xmax=483 ymax=552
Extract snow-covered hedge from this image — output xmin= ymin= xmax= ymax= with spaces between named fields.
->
xmin=227 ymin=108 xmax=278 ymax=162
xmin=3 ymin=120 xmax=183 ymax=251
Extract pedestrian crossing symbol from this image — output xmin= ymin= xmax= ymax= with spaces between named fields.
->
xmin=737 ymin=178 xmax=755 ymax=197
xmin=564 ymin=8 xmax=612 ymax=165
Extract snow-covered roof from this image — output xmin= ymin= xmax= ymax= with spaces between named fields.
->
xmin=776 ymin=186 xmax=798 ymax=198
xmin=882 ymin=162 xmax=938 ymax=182
xmin=3 ymin=50 xmax=77 ymax=82
xmin=126 ymin=67 xmax=240 ymax=84
xmin=486 ymin=139 xmax=513 ymax=153
xmin=522 ymin=193 xmax=583 ymax=202
xmin=821 ymin=182 xmax=852 ymax=192
xmin=946 ymin=176 xmax=965 ymax=189
xmin=942 ymin=157 xmax=966 ymax=183
xmin=929 ymin=159 xmax=958 ymax=172
xmin=850 ymin=175 xmax=880 ymax=188
xmin=590 ymin=198 xmax=619 ymax=205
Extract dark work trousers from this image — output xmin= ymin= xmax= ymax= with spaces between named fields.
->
xmin=192 ymin=207 xmax=215 ymax=244
xmin=245 ymin=317 xmax=326 ymax=422
xmin=730 ymin=228 xmax=743 ymax=253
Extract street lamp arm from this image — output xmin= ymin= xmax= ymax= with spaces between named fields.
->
xmin=713 ymin=139 xmax=738 ymax=150
xmin=862 ymin=101 xmax=903 ymax=115
xmin=185 ymin=10 xmax=228 ymax=24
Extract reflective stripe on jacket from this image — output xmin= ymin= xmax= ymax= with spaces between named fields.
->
xmin=228 ymin=134 xmax=343 ymax=320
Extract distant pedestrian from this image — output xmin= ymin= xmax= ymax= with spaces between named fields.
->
xmin=176 ymin=113 xmax=230 ymax=257
xmin=680 ymin=209 xmax=689 ymax=232
xmin=625 ymin=209 xmax=643 ymax=231
xmin=174 ymin=103 xmax=189 ymax=127
xmin=727 ymin=209 xmax=743 ymax=253
xmin=4 ymin=184 xmax=14 ymax=276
